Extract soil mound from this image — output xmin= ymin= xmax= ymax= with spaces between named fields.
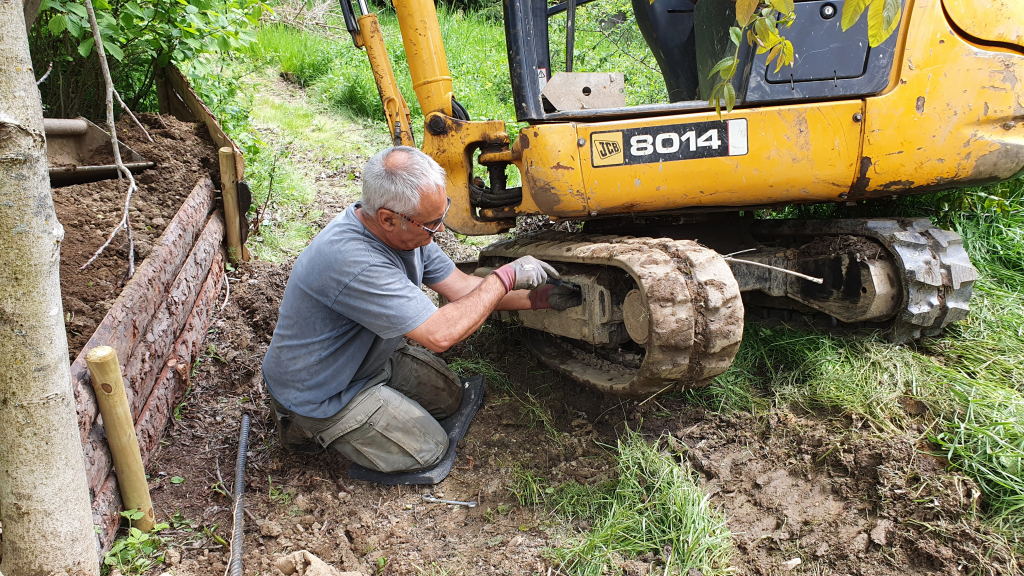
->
xmin=54 ymin=114 xmax=220 ymax=358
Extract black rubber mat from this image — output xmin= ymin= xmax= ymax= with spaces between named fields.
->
xmin=348 ymin=375 xmax=485 ymax=485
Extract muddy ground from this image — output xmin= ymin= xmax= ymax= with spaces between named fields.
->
xmin=146 ymin=226 xmax=1017 ymax=576
xmin=53 ymin=114 xmax=220 ymax=358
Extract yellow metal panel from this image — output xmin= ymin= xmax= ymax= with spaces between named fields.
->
xmin=421 ymin=114 xmax=513 ymax=235
xmin=942 ymin=0 xmax=1024 ymax=50
xmin=558 ymin=103 xmax=863 ymax=215
xmin=515 ymin=124 xmax=591 ymax=216
xmin=855 ymin=0 xmax=1024 ymax=198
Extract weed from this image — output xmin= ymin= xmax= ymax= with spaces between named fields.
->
xmin=169 ymin=510 xmax=195 ymax=532
xmin=268 ymin=475 xmax=295 ymax=506
xmin=516 ymin=391 xmax=562 ymax=442
xmin=552 ymin=430 xmax=733 ymax=575
xmin=447 ymin=356 xmax=512 ymax=392
xmin=103 ymin=511 xmax=171 ymax=576
xmin=510 ymin=467 xmax=551 ymax=507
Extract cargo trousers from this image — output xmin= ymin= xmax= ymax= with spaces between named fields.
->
xmin=268 ymin=344 xmax=464 ymax=473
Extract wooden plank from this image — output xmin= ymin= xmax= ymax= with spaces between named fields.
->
xmin=92 ymin=245 xmax=226 ymax=551
xmin=71 ymin=178 xmax=215 ymax=443
xmin=83 ymin=214 xmax=225 ymax=494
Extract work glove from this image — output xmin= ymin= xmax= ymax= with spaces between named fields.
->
xmin=529 ymin=284 xmax=583 ymax=311
xmin=490 ymin=255 xmax=559 ymax=292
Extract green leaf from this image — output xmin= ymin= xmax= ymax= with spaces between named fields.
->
xmin=170 ymin=476 xmax=185 ymax=484
xmin=866 ymin=0 xmax=900 ymax=46
xmin=841 ymin=0 xmax=871 ymax=31
xmin=735 ymin=0 xmax=759 ymax=26
xmin=768 ymin=0 xmax=794 ymax=15
xmin=729 ymin=26 xmax=743 ymax=47
xmin=707 ymin=56 xmax=738 ymax=80
xmin=77 ymin=37 xmax=94 ymax=58
xmin=48 ymin=14 xmax=67 ymax=35
xmin=766 ymin=42 xmax=783 ymax=72
xmin=216 ymin=35 xmax=232 ymax=52
xmin=780 ymin=39 xmax=795 ymax=67
xmin=102 ymin=40 xmax=125 ymax=61
xmin=65 ymin=3 xmax=87 ymax=17
xmin=64 ymin=15 xmax=83 ymax=38
xmin=724 ymin=82 xmax=737 ymax=112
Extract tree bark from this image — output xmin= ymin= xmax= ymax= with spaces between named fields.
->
xmin=0 ymin=3 xmax=101 ymax=575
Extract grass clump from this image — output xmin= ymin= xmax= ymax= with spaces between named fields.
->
xmin=549 ymin=430 xmax=733 ymax=576
xmin=932 ymin=378 xmax=1024 ymax=530
xmin=244 ymin=24 xmax=337 ymax=86
xmin=448 ymin=356 xmax=512 ymax=392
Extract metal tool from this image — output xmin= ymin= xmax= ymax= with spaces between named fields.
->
xmin=422 ymin=494 xmax=477 ymax=507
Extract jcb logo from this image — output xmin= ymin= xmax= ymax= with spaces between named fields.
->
xmin=591 ymin=132 xmax=624 ymax=167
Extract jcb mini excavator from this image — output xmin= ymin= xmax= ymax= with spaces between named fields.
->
xmin=335 ymin=0 xmax=1024 ymax=396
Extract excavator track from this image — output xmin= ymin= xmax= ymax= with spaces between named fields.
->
xmin=480 ymin=233 xmax=744 ymax=397
xmin=749 ymin=218 xmax=978 ymax=342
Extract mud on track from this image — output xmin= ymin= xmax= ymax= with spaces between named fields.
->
xmin=143 ymin=252 xmax=1017 ymax=576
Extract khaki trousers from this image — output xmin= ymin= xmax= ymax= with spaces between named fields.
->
xmin=269 ymin=345 xmax=464 ymax=473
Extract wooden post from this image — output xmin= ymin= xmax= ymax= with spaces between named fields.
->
xmin=85 ymin=346 xmax=155 ymax=532
xmin=219 ymin=147 xmax=245 ymax=264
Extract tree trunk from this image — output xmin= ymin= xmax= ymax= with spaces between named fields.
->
xmin=0 ymin=3 xmax=102 ymax=576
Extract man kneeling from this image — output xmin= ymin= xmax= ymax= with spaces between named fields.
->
xmin=261 ymin=146 xmax=578 ymax=473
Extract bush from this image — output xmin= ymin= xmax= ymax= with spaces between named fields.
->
xmin=30 ymin=0 xmax=267 ymax=119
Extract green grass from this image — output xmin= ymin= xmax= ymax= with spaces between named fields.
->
xmin=533 ymin=431 xmax=733 ymax=576
xmin=245 ymin=24 xmax=337 ymax=87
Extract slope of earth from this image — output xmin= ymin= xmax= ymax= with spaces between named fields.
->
xmin=140 ymin=78 xmax=1018 ymax=576
xmin=54 ymin=114 xmax=220 ymax=358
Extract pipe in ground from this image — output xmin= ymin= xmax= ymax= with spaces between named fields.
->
xmin=228 ymin=413 xmax=251 ymax=576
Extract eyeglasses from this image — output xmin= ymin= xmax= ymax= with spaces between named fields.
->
xmin=388 ymin=197 xmax=451 ymax=237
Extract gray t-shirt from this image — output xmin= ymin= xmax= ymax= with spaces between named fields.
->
xmin=262 ymin=204 xmax=455 ymax=418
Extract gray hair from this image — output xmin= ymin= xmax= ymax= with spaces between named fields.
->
xmin=361 ymin=146 xmax=447 ymax=217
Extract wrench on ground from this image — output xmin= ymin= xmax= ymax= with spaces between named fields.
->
xmin=422 ymin=494 xmax=477 ymax=507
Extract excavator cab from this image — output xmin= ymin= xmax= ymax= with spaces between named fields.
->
xmin=337 ymin=0 xmax=1024 ymax=396
xmin=506 ymin=0 xmax=900 ymax=116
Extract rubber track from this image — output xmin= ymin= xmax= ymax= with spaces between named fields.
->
xmin=750 ymin=218 xmax=978 ymax=342
xmin=481 ymin=233 xmax=744 ymax=397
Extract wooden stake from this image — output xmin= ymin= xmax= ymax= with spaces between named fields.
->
xmin=85 ymin=346 xmax=155 ymax=532
xmin=219 ymin=146 xmax=245 ymax=264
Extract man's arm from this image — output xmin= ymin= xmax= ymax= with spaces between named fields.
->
xmin=428 ymin=268 xmax=531 ymax=311
xmin=407 ymin=274 xmax=509 ymax=352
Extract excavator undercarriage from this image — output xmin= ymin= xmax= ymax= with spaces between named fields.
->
xmin=478 ymin=217 xmax=977 ymax=396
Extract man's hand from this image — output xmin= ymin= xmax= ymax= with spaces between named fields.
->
xmin=528 ymin=284 xmax=583 ymax=310
xmin=491 ymin=256 xmax=559 ymax=292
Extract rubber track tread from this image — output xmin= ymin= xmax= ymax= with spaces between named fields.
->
xmin=481 ymin=233 xmax=744 ymax=396
xmin=750 ymin=218 xmax=978 ymax=342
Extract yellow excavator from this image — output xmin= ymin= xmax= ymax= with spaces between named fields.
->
xmin=334 ymin=0 xmax=1024 ymax=396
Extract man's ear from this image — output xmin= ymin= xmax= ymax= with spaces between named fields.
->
xmin=377 ymin=209 xmax=398 ymax=231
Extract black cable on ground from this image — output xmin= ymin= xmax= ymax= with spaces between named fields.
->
xmin=227 ymin=413 xmax=251 ymax=576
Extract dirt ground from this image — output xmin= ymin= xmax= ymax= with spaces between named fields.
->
xmin=87 ymin=81 xmax=1018 ymax=576
xmin=53 ymin=114 xmax=220 ymax=358
xmin=146 ymin=221 xmax=1017 ymax=576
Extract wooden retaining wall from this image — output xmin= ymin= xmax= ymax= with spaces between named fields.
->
xmin=72 ymin=64 xmax=243 ymax=549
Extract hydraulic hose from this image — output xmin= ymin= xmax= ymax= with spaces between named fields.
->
xmin=228 ymin=414 xmax=251 ymax=576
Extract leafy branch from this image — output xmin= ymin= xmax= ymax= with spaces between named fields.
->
xmin=708 ymin=0 xmax=797 ymax=116
xmin=709 ymin=0 xmax=902 ymax=116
